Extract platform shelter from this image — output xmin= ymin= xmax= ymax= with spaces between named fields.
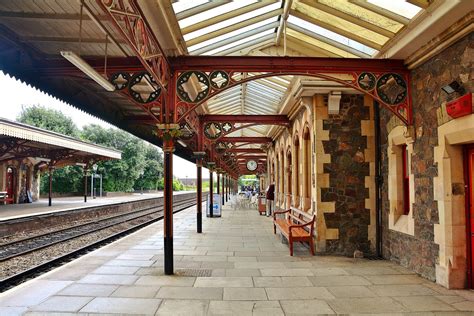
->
xmin=0 ymin=118 xmax=121 ymax=205
xmin=0 ymin=0 xmax=473 ymax=291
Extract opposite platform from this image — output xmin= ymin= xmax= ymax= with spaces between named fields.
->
xmin=1 ymin=204 xmax=474 ymax=315
xmin=0 ymin=192 xmax=192 ymax=221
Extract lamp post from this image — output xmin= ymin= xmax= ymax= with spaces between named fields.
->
xmin=91 ymin=164 xmax=98 ymax=199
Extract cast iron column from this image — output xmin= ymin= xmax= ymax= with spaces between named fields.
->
xmin=217 ymin=172 xmax=220 ymax=195
xmin=224 ymin=175 xmax=226 ymax=202
xmin=225 ymin=175 xmax=228 ymax=203
xmin=196 ymin=159 xmax=202 ymax=233
xmin=83 ymin=166 xmax=88 ymax=203
xmin=163 ymin=140 xmax=174 ymax=274
xmin=222 ymin=173 xmax=225 ymax=205
xmin=48 ymin=166 xmax=53 ymax=207
xmin=209 ymin=169 xmax=214 ymax=217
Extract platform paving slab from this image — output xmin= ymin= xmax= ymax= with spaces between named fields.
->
xmin=1 ymin=204 xmax=474 ymax=315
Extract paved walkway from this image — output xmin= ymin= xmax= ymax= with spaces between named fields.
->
xmin=1 ymin=205 xmax=474 ymax=315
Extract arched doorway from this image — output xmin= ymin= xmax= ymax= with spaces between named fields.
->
xmin=280 ymin=150 xmax=285 ymax=208
xmin=303 ymin=126 xmax=312 ymax=211
xmin=294 ymin=136 xmax=300 ymax=208
xmin=286 ymin=148 xmax=292 ymax=209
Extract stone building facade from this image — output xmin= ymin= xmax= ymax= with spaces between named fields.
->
xmin=268 ymin=32 xmax=473 ymax=289
xmin=268 ymin=93 xmax=376 ymax=257
xmin=381 ymin=32 xmax=474 ymax=288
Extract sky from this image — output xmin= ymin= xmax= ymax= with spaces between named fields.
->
xmin=0 ymin=71 xmax=207 ymax=179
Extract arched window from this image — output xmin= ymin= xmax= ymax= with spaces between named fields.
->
xmin=303 ymin=126 xmax=312 ymax=211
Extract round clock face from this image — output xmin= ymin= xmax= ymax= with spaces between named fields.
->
xmin=246 ymin=160 xmax=258 ymax=171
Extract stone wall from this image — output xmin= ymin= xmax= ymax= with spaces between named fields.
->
xmin=380 ymin=33 xmax=473 ymax=282
xmin=322 ymin=94 xmax=372 ymax=255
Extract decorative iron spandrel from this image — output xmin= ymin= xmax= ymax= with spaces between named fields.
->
xmin=172 ymin=68 xmax=411 ymax=126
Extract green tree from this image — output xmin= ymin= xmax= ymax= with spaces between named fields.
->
xmin=134 ymin=145 xmax=163 ymax=190
xmin=17 ymin=106 xmax=83 ymax=193
xmin=81 ymin=124 xmax=148 ymax=192
xmin=155 ymin=178 xmax=185 ymax=191
xmin=16 ymin=106 xmax=166 ymax=194
xmin=17 ymin=105 xmax=79 ymax=137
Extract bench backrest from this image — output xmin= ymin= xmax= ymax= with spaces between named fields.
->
xmin=287 ymin=207 xmax=315 ymax=235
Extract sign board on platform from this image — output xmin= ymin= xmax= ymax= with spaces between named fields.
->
xmin=206 ymin=193 xmax=222 ymax=217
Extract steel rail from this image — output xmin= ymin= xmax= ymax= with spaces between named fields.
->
xmin=0 ymin=199 xmax=191 ymax=261
xmin=0 ymin=196 xmax=204 ymax=292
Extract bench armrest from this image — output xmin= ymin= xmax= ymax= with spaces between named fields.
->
xmin=273 ymin=209 xmax=290 ymax=220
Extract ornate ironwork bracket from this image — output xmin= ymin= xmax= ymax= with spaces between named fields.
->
xmin=98 ymin=0 xmax=170 ymax=91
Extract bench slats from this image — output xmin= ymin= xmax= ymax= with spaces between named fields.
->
xmin=273 ymin=207 xmax=315 ymax=256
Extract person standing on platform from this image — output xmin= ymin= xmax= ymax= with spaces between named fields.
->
xmin=266 ymin=184 xmax=275 ymax=217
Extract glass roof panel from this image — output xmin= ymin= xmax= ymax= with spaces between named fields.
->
xmin=367 ymin=0 xmax=422 ymax=19
xmin=271 ymin=75 xmax=292 ymax=84
xmin=172 ymin=0 xmax=209 ymax=15
xmin=184 ymin=2 xmax=281 ymax=41
xmin=293 ymin=2 xmax=389 ymax=46
xmin=288 ymin=15 xmax=376 ymax=56
xmin=317 ymin=0 xmax=404 ymax=33
xmin=287 ymin=29 xmax=360 ymax=58
xmin=188 ymin=18 xmax=278 ymax=53
xmin=179 ymin=0 xmax=258 ymax=28
xmin=205 ymin=29 xmax=275 ymax=55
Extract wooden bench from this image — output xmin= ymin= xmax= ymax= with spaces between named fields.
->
xmin=0 ymin=192 xmax=14 ymax=205
xmin=273 ymin=207 xmax=315 ymax=256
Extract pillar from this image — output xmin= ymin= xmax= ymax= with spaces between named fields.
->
xmin=217 ymin=172 xmax=220 ymax=195
xmin=163 ymin=140 xmax=174 ymax=275
xmin=196 ymin=159 xmax=202 ymax=233
xmin=83 ymin=166 xmax=88 ymax=203
xmin=222 ymin=173 xmax=225 ymax=205
xmin=225 ymin=175 xmax=228 ymax=202
xmin=48 ymin=166 xmax=53 ymax=207
xmin=209 ymin=168 xmax=214 ymax=217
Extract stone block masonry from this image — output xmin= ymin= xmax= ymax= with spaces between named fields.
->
xmin=380 ymin=32 xmax=473 ymax=285
xmin=321 ymin=94 xmax=372 ymax=256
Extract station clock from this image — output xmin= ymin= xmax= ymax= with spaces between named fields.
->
xmin=246 ymin=160 xmax=258 ymax=171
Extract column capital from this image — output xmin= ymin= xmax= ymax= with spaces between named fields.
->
xmin=207 ymin=161 xmax=216 ymax=171
xmin=162 ymin=139 xmax=175 ymax=153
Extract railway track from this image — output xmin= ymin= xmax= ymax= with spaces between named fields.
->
xmin=0 ymin=193 xmax=203 ymax=292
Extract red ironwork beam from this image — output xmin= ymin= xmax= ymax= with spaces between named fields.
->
xmin=229 ymin=148 xmax=264 ymax=154
xmin=202 ymin=115 xmax=289 ymax=124
xmin=35 ymin=56 xmax=144 ymax=76
xmin=220 ymin=137 xmax=272 ymax=143
xmin=123 ymin=115 xmax=158 ymax=125
xmin=235 ymin=155 xmax=267 ymax=160
xmin=238 ymin=161 xmax=266 ymax=165
xmin=170 ymin=56 xmax=407 ymax=73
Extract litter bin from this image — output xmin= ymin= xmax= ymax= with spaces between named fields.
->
xmin=206 ymin=193 xmax=222 ymax=217
xmin=258 ymin=195 xmax=266 ymax=215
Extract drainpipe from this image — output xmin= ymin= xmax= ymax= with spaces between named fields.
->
xmin=374 ymin=101 xmax=383 ymax=258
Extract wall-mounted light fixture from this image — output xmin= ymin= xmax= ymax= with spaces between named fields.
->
xmin=441 ymin=80 xmax=465 ymax=95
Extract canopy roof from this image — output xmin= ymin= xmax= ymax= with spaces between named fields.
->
xmin=169 ymin=0 xmax=427 ymax=142
xmin=0 ymin=118 xmax=121 ymax=167
xmin=0 ymin=0 xmax=470 ymax=175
